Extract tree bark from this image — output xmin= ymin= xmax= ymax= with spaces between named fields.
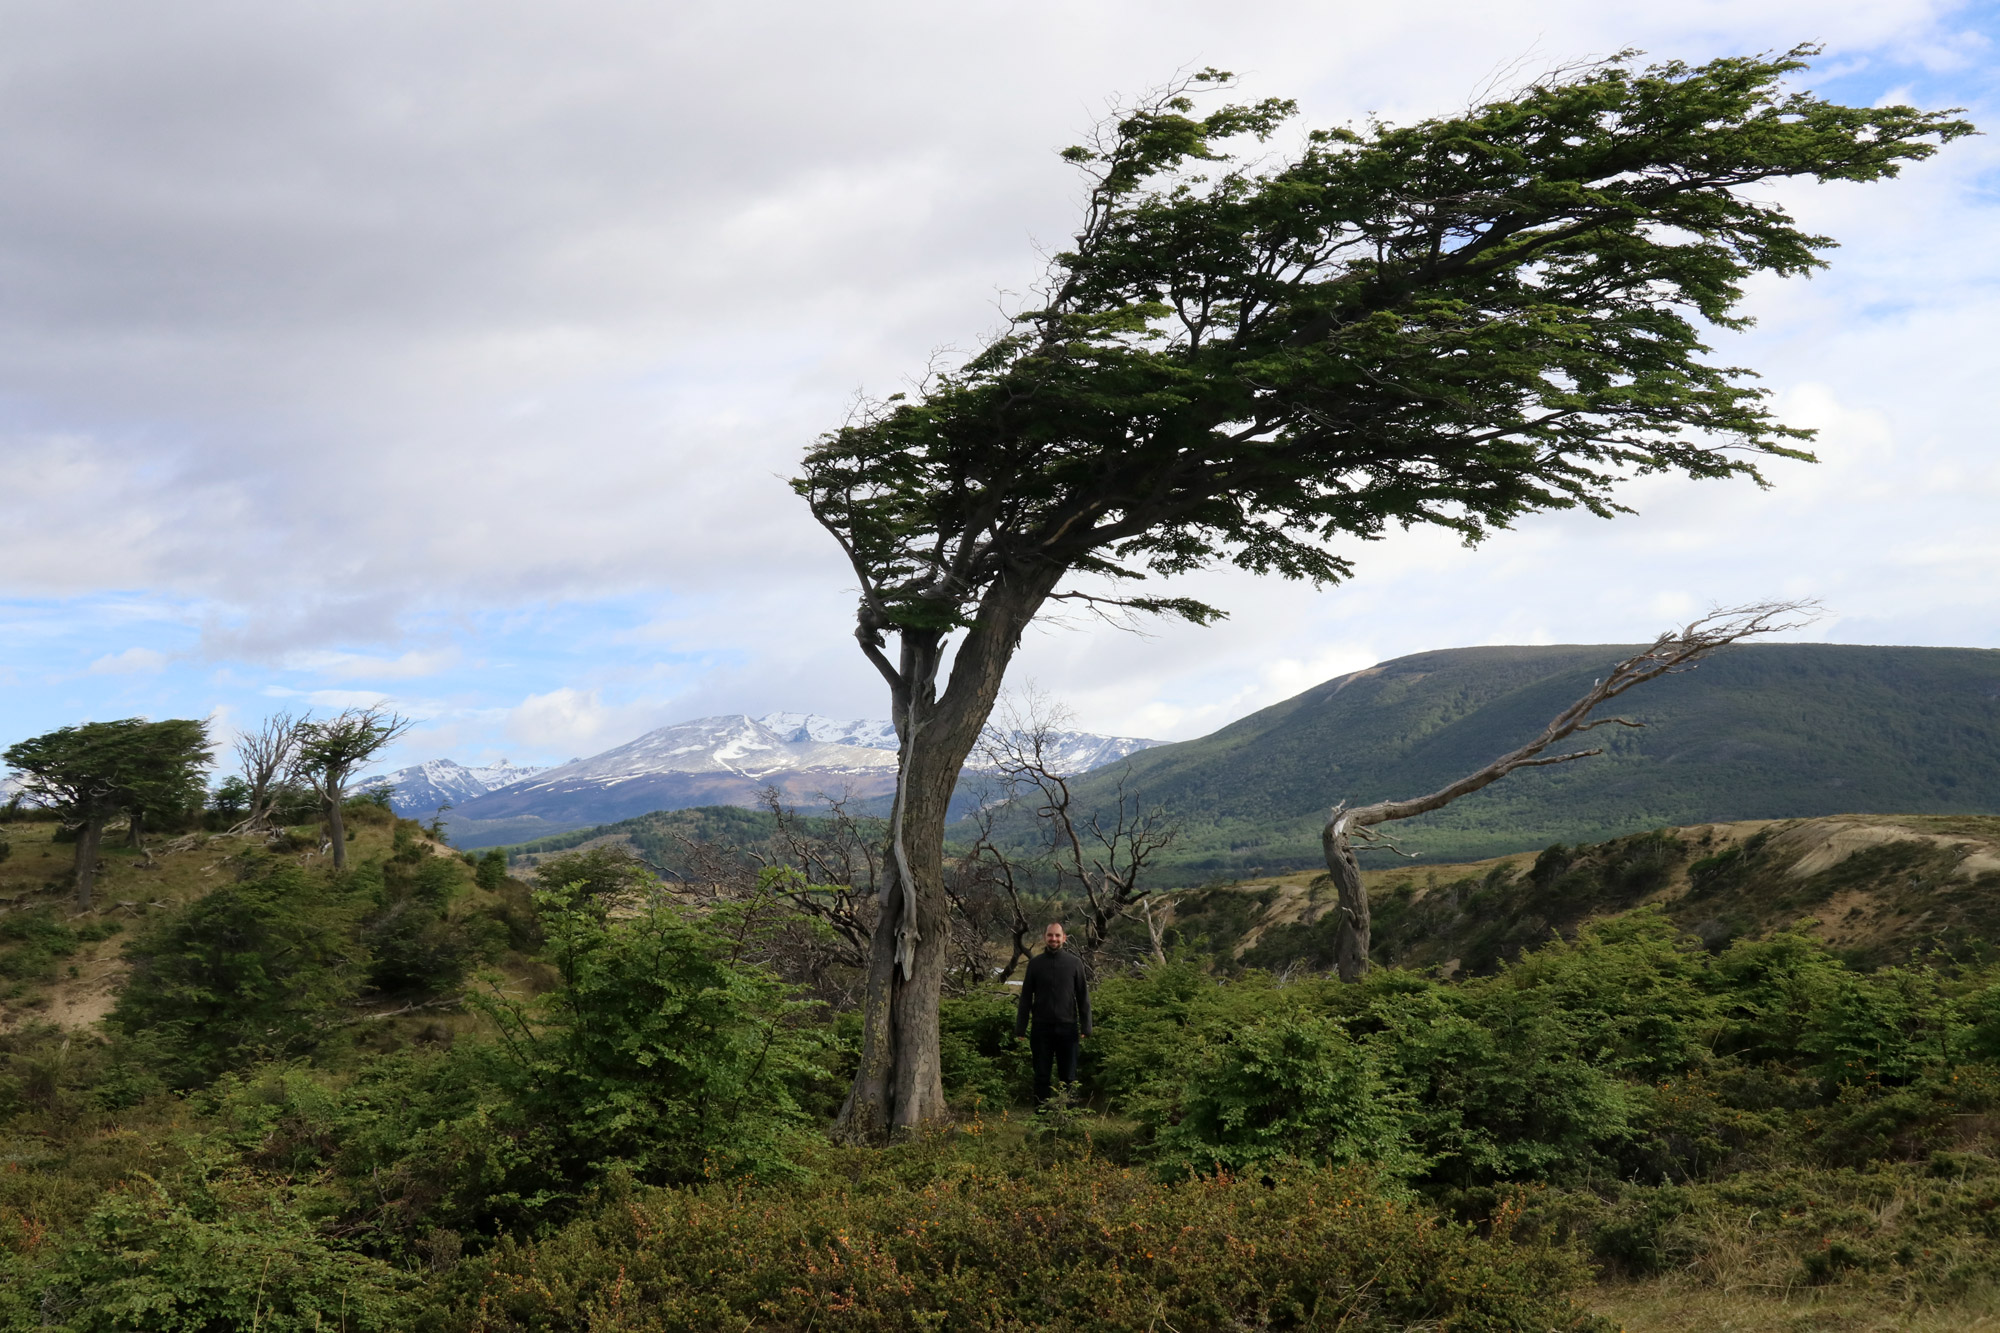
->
xmin=72 ymin=816 xmax=106 ymax=911
xmin=325 ymin=797 xmax=348 ymax=871
xmin=1322 ymin=809 xmax=1372 ymax=982
xmin=835 ymin=568 xmax=1062 ymax=1139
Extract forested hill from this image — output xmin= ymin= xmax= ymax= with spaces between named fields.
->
xmin=1063 ymin=643 xmax=2000 ymax=883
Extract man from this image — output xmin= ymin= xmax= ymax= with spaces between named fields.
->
xmin=1014 ymin=921 xmax=1091 ymax=1106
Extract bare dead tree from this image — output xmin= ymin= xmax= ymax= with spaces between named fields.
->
xmin=228 ymin=712 xmax=307 ymax=834
xmin=1321 ymin=600 xmax=1819 ymax=981
xmin=982 ymin=692 xmax=1179 ymax=972
xmin=940 ymin=797 xmax=1037 ymax=989
xmin=752 ymin=787 xmax=882 ymax=967
xmin=654 ymin=801 xmax=883 ymax=1009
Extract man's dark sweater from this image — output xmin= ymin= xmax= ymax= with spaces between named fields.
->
xmin=1015 ymin=947 xmax=1091 ymax=1037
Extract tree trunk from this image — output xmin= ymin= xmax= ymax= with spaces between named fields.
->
xmin=1321 ymin=810 xmax=1371 ymax=982
xmin=1141 ymin=894 xmax=1168 ymax=966
xmin=72 ymin=817 xmax=106 ymax=911
xmin=835 ymin=570 xmax=1061 ymax=1140
xmin=325 ymin=797 xmax=348 ymax=871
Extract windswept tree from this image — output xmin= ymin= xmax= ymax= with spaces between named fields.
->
xmin=1320 ymin=601 xmax=1813 ymax=982
xmin=3 ymin=718 xmax=212 ymax=908
xmin=796 ymin=51 xmax=1971 ymax=1138
xmin=295 ymin=707 xmax=412 ymax=871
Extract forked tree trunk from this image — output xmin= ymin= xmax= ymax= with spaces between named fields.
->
xmin=71 ymin=816 xmax=106 ymax=911
xmin=836 ymin=572 xmax=1059 ymax=1140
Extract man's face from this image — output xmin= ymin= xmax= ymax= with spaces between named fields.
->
xmin=1044 ymin=923 xmax=1066 ymax=951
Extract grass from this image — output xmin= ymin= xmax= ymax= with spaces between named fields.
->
xmin=1595 ymin=1282 xmax=2000 ymax=1332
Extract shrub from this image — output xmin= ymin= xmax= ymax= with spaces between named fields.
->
xmin=358 ymin=857 xmax=489 ymax=995
xmin=108 ymin=867 xmax=365 ymax=1087
xmin=1147 ymin=1015 xmax=1421 ymax=1181
xmin=1370 ymin=985 xmax=1639 ymax=1187
xmin=939 ymin=991 xmax=1030 ymax=1111
xmin=331 ymin=889 xmax=836 ymax=1237
xmin=437 ymin=1160 xmax=1611 ymax=1333
xmin=473 ymin=848 xmax=506 ymax=891
xmin=3 ymin=1173 xmax=414 ymax=1332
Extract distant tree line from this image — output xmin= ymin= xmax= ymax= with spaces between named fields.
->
xmin=2 ymin=704 xmax=412 ymax=906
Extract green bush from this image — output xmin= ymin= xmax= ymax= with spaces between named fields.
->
xmin=0 ymin=912 xmax=119 ymax=986
xmin=472 ymin=890 xmax=827 ymax=1183
xmin=939 ymin=992 xmax=1030 ymax=1111
xmin=357 ymin=857 xmax=490 ymax=995
xmin=1 ymin=1173 xmax=414 ymax=1332
xmin=1148 ymin=1015 xmax=1421 ymax=1181
xmin=108 ymin=867 xmax=365 ymax=1087
xmin=437 ymin=1160 xmax=1611 ymax=1333
xmin=1369 ymin=984 xmax=1639 ymax=1187
xmin=475 ymin=848 xmax=507 ymax=891
xmin=318 ymin=889 xmax=835 ymax=1239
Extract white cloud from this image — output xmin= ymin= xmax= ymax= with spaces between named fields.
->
xmin=0 ymin=0 xmax=1992 ymax=756
xmin=505 ymin=687 xmax=668 ymax=757
xmin=281 ymin=647 xmax=461 ymax=681
xmin=87 ymin=646 xmax=169 ymax=675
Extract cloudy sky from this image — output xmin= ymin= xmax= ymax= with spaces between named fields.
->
xmin=1 ymin=0 xmax=1996 ymax=773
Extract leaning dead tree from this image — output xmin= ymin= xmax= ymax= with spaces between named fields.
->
xmin=1321 ymin=601 xmax=1817 ymax=981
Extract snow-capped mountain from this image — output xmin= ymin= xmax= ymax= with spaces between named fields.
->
xmin=351 ymin=758 xmax=553 ymax=816
xmin=443 ymin=715 xmax=900 ymax=844
xmin=754 ymin=712 xmax=900 ymax=750
xmin=439 ymin=712 xmax=1161 ymax=848
xmin=754 ymin=711 xmax=1159 ymax=776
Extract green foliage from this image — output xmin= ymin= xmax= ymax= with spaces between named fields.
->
xmin=108 ymin=867 xmax=365 ymax=1086
xmin=492 ymin=804 xmax=795 ymax=871
xmin=800 ymin=54 xmax=1967 ymax=645
xmin=1151 ymin=1015 xmax=1420 ymax=1180
xmin=530 ymin=846 xmax=651 ymax=903
xmin=0 ymin=912 xmax=120 ymax=989
xmin=474 ymin=848 xmax=507 ymax=891
xmin=2 ymin=717 xmax=213 ymax=859
xmin=357 ymin=854 xmax=490 ymax=995
xmin=938 ymin=992 xmax=1031 ymax=1110
xmin=456 ymin=889 xmax=829 ymax=1204
xmin=2 ymin=1173 xmax=415 ymax=1332
xmin=438 ymin=1159 xmax=1609 ymax=1333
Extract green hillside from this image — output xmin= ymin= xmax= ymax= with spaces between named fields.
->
xmin=1060 ymin=643 xmax=2000 ymax=883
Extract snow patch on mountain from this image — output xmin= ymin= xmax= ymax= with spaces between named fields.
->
xmin=352 ymin=758 xmax=552 ymax=816
xmin=750 ymin=711 xmax=1161 ymax=776
xmin=523 ymin=715 xmax=898 ymax=789
xmin=755 ymin=712 xmax=900 ymax=750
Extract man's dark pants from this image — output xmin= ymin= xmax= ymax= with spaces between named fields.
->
xmin=1030 ymin=1023 xmax=1080 ymax=1104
